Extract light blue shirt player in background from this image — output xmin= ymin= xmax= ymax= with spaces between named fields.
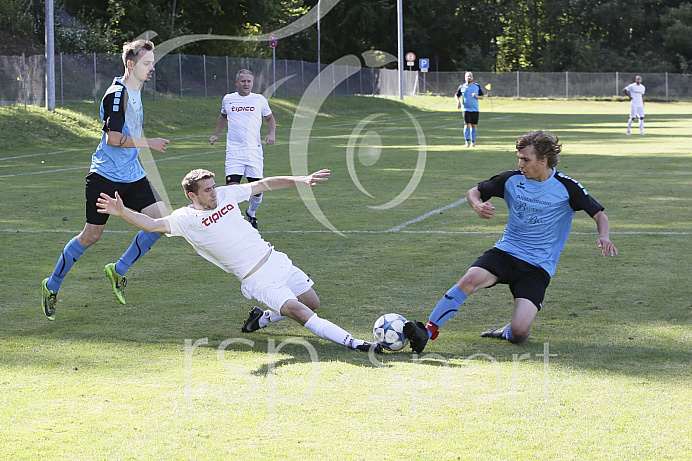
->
xmin=455 ymin=71 xmax=484 ymax=147
xmin=91 ymin=76 xmax=146 ymax=182
xmin=403 ymin=131 xmax=618 ymax=352
xmin=41 ymin=40 xmax=171 ymax=320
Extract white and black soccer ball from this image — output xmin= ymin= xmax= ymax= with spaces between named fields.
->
xmin=373 ymin=313 xmax=410 ymax=352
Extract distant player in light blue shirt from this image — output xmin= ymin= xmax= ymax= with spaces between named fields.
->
xmin=455 ymin=71 xmax=484 ymax=147
xmin=403 ymin=131 xmax=618 ymax=352
xmin=42 ymin=40 xmax=171 ymax=320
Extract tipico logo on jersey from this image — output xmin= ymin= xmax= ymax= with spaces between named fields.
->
xmin=202 ymin=203 xmax=235 ymax=227
xmin=229 ymin=105 xmax=255 ymax=112
xmin=130 ymin=1 xmax=422 ymax=222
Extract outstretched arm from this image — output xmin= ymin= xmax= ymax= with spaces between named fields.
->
xmin=106 ymin=131 xmax=170 ymax=153
xmin=593 ymin=210 xmax=618 ymax=258
xmin=97 ymin=191 xmax=171 ymax=234
xmin=250 ymin=169 xmax=331 ymax=195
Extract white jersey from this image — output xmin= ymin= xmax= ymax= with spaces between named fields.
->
xmin=220 ymin=92 xmax=272 ymax=153
xmin=624 ymin=82 xmax=645 ymax=106
xmin=164 ymin=184 xmax=272 ymax=279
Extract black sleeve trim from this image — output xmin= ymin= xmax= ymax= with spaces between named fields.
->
xmin=102 ymin=85 xmax=127 ymax=133
xmin=555 ymin=172 xmax=604 ymax=216
xmin=477 ymin=170 xmax=521 ymax=202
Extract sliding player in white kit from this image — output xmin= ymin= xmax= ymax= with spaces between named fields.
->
xmin=210 ymin=69 xmax=276 ymax=230
xmin=96 ymin=168 xmax=382 ymax=354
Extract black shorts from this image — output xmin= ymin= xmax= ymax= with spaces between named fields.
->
xmin=85 ymin=172 xmax=161 ymax=225
xmin=471 ymin=248 xmax=550 ymax=310
xmin=226 ymin=174 xmax=261 ymax=185
xmin=463 ymin=111 xmax=480 ymax=125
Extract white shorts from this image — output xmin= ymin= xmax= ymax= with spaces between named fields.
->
xmin=630 ymin=105 xmax=645 ymax=119
xmin=225 ymin=149 xmax=264 ymax=179
xmin=240 ymin=250 xmax=314 ymax=314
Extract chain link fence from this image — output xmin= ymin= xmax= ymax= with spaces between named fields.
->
xmin=2 ymin=52 xmax=691 ymax=106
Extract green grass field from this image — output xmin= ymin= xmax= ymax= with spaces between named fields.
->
xmin=1 ymin=96 xmax=691 ymax=460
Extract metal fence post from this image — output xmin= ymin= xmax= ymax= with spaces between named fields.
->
xmin=566 ymin=71 xmax=569 ymax=99
xmin=346 ymin=65 xmax=349 ymax=95
xmin=203 ymin=54 xmax=207 ymax=98
xmin=59 ymin=52 xmax=63 ymax=106
xmin=179 ymin=53 xmax=183 ymax=99
xmin=616 ymin=71 xmax=619 ymax=97
xmin=225 ymin=56 xmax=229 ymax=94
xmin=94 ymin=52 xmax=98 ymax=103
xmin=21 ymin=53 xmax=27 ymax=109
xmin=372 ymin=67 xmax=375 ymax=95
xmin=516 ymin=71 xmax=520 ymax=98
xmin=666 ymin=72 xmax=669 ymax=102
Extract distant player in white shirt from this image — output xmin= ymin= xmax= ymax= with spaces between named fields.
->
xmin=96 ymin=168 xmax=382 ymax=354
xmin=209 ymin=69 xmax=276 ymax=229
xmin=623 ymin=75 xmax=645 ymax=135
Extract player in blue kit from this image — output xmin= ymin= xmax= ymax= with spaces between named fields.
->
xmin=404 ymin=131 xmax=618 ymax=352
xmin=41 ymin=39 xmax=171 ymax=320
xmin=455 ymin=71 xmax=484 ymax=147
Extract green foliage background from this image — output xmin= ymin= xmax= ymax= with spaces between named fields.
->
xmin=5 ymin=0 xmax=692 ymax=72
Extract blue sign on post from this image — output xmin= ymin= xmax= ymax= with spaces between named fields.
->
xmin=419 ymin=58 xmax=430 ymax=69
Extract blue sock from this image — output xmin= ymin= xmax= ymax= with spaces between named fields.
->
xmin=471 ymin=128 xmax=477 ymax=142
xmin=428 ymin=285 xmax=468 ymax=332
xmin=47 ymin=237 xmax=86 ymax=292
xmin=464 ymin=126 xmax=470 ymax=141
xmin=502 ymin=325 xmax=530 ymax=343
xmin=115 ymin=231 xmax=161 ymax=276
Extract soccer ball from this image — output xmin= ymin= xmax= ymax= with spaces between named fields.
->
xmin=373 ymin=313 xmax=410 ymax=352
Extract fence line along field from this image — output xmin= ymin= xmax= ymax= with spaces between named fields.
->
xmin=1 ymin=96 xmax=690 ymax=460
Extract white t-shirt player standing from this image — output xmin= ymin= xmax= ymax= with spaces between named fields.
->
xmin=210 ymin=69 xmax=276 ymax=229
xmin=623 ymin=75 xmax=646 ymax=136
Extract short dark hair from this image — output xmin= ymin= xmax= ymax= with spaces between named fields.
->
xmin=122 ymin=40 xmax=155 ymax=67
xmin=182 ymin=169 xmax=215 ymax=197
xmin=516 ymin=130 xmax=562 ymax=168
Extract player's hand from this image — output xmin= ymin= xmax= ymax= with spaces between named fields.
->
xmin=149 ymin=138 xmax=170 ymax=153
xmin=474 ymin=201 xmax=495 ymax=219
xmin=96 ymin=191 xmax=124 ymax=216
xmin=471 ymin=93 xmax=477 ymax=98
xmin=457 ymin=102 xmax=461 ymax=110
xmin=305 ymin=169 xmax=331 ymax=187
xmin=596 ymin=238 xmax=618 ymax=258
xmin=265 ymin=134 xmax=275 ymax=146
xmin=209 ymin=134 xmax=218 ymax=145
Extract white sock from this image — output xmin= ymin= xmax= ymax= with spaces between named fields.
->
xmin=259 ymin=310 xmax=286 ymax=328
xmin=303 ymin=314 xmax=364 ymax=349
xmin=639 ymin=119 xmax=644 ymax=131
xmin=247 ymin=194 xmax=263 ymax=216
xmin=628 ymin=119 xmax=633 ymax=129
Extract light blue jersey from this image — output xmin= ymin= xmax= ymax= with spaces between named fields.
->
xmin=90 ymin=77 xmax=146 ymax=183
xmin=456 ymin=82 xmax=483 ymax=112
xmin=478 ymin=169 xmax=604 ymax=276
